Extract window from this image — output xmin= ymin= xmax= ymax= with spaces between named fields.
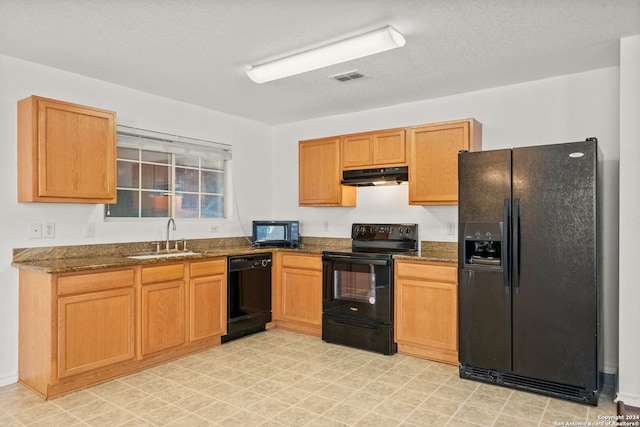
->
xmin=106 ymin=126 xmax=232 ymax=219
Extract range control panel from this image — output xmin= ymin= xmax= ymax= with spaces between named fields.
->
xmin=352 ymin=223 xmax=418 ymax=241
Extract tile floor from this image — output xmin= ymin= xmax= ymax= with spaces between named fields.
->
xmin=0 ymin=329 xmax=617 ymax=426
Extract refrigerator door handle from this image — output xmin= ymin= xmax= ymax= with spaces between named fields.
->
xmin=513 ymin=198 xmax=521 ymax=294
xmin=503 ymin=198 xmax=510 ymax=295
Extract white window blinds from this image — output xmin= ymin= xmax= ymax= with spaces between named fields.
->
xmin=116 ymin=125 xmax=232 ymax=160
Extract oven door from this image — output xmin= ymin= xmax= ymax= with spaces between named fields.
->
xmin=322 ymin=253 xmax=393 ymax=323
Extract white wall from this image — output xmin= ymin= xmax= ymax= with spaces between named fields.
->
xmin=0 ymin=54 xmax=273 ymax=385
xmin=272 ymin=67 xmax=620 ymax=375
xmin=618 ymin=35 xmax=640 ymax=407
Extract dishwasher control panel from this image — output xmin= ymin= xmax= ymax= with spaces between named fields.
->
xmin=228 ymin=253 xmax=272 ymax=271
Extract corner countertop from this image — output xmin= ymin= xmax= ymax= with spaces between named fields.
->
xmin=12 ymin=238 xmax=457 ymax=274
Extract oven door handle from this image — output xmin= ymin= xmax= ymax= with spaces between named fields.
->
xmin=322 ymin=255 xmax=391 ymax=266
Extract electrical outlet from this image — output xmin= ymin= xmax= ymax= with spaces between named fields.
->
xmin=85 ymin=222 xmax=95 ymax=237
xmin=323 ymin=221 xmax=329 ymax=232
xmin=447 ymin=221 xmax=456 ymax=235
xmin=28 ymin=222 xmax=42 ymax=239
xmin=210 ymin=226 xmax=220 ymax=233
xmin=43 ymin=221 xmax=55 ymax=238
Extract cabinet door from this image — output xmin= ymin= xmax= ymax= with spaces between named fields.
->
xmin=189 ymin=275 xmax=226 ymax=341
xmin=299 ymin=138 xmax=356 ymax=206
xmin=342 ymin=130 xmax=407 ymax=169
xmin=342 ymin=134 xmax=374 ymax=168
xmin=58 ymin=288 xmax=135 ymax=378
xmin=395 ymin=261 xmax=458 ymax=364
xmin=395 ymin=277 xmax=457 ymax=352
xmin=142 ymin=280 xmax=185 ymax=356
xmin=281 ymin=267 xmax=322 ymax=328
xmin=373 ymin=130 xmax=406 ymax=166
xmin=17 ymin=96 xmax=116 ymax=203
xmin=409 ymin=122 xmax=469 ymax=205
xmin=409 ymin=119 xmax=481 ymax=205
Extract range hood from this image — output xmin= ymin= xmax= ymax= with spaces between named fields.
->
xmin=341 ymin=166 xmax=409 ymax=187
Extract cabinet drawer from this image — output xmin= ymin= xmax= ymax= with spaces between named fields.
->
xmin=142 ymin=263 xmax=185 ymax=284
xmin=57 ymin=268 xmax=135 ymax=295
xmin=395 ymin=261 xmax=457 ymax=283
xmin=281 ymin=253 xmax=322 ymax=270
xmin=190 ymin=258 xmax=226 ymax=278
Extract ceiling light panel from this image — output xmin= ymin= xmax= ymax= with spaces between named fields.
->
xmin=246 ymin=26 xmax=406 ymax=84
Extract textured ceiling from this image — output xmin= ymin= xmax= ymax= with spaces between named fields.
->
xmin=1 ymin=0 xmax=639 ymax=125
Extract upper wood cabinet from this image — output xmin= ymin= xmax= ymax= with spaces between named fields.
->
xmin=299 ymin=119 xmax=480 ymax=207
xmin=17 ymin=95 xmax=117 ymax=203
xmin=341 ymin=129 xmax=407 ymax=169
xmin=299 ymin=137 xmax=356 ymax=206
xmin=409 ymin=119 xmax=482 ymax=205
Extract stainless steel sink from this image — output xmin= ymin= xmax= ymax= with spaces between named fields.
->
xmin=127 ymin=251 xmax=200 ymax=260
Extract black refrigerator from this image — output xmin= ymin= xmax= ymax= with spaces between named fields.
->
xmin=457 ymin=138 xmax=602 ymax=406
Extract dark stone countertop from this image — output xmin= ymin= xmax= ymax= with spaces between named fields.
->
xmin=394 ymin=251 xmax=458 ymax=264
xmin=12 ymin=237 xmax=456 ymax=274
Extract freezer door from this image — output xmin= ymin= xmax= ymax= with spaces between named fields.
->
xmin=511 ymin=140 xmax=598 ymax=389
xmin=458 ymin=149 xmax=512 ymax=222
xmin=459 ymin=269 xmax=512 ymax=371
xmin=458 ymin=149 xmax=512 ymax=371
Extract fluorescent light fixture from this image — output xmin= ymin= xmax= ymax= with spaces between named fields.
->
xmin=246 ymin=26 xmax=406 ymax=84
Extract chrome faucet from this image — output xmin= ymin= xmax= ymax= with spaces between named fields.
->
xmin=166 ymin=218 xmax=176 ymax=251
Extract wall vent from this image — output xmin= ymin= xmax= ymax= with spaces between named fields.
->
xmin=328 ymin=70 xmax=367 ymax=82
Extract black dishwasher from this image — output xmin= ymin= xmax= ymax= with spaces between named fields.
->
xmin=222 ymin=253 xmax=272 ymax=343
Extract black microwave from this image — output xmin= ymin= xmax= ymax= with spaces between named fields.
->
xmin=252 ymin=220 xmax=300 ymax=247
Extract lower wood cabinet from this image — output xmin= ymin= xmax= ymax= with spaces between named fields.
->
xmin=274 ymin=252 xmax=323 ymax=336
xmin=17 ymin=257 xmax=228 ymax=399
xmin=141 ymin=263 xmax=186 ymax=356
xmin=394 ymin=260 xmax=458 ymax=365
xmin=58 ymin=287 xmax=135 ymax=378
xmin=189 ymin=259 xmax=227 ymax=341
xmin=17 ymin=250 xmax=461 ymax=400
xmin=19 ymin=267 xmax=138 ymax=398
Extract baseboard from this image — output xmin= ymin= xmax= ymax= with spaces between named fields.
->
xmin=0 ymin=373 xmax=18 ymax=388
xmin=397 ymin=343 xmax=458 ymax=366
xmin=610 ymin=369 xmax=640 ymax=407
xmin=616 ymin=392 xmax=640 ymax=408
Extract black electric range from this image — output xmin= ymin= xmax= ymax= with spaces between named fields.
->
xmin=321 ymin=223 xmax=418 ymax=354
